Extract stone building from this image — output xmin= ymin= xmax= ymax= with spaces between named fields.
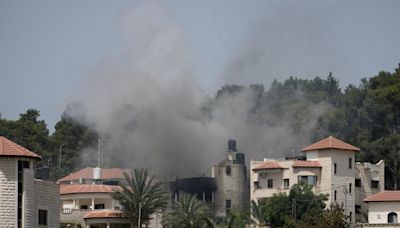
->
xmin=250 ymin=136 xmax=385 ymax=224
xmin=212 ymin=139 xmax=249 ymax=217
xmin=0 ymin=136 xmax=60 ymax=228
xmin=363 ymin=191 xmax=400 ymax=225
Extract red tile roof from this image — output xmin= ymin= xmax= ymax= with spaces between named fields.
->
xmin=0 ymin=136 xmax=41 ymax=159
xmin=364 ymin=191 xmax=400 ymax=202
xmin=60 ymin=184 xmax=121 ymax=195
xmin=253 ymin=162 xmax=283 ymax=170
xmin=292 ymin=160 xmax=322 ymax=168
xmin=58 ymin=167 xmax=130 ymax=182
xmin=84 ymin=210 xmax=125 ymax=219
xmin=302 ymin=136 xmax=360 ymax=152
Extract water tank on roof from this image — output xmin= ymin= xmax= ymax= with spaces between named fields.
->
xmin=228 ymin=139 xmax=237 ymax=151
xmin=236 ymin=153 xmax=245 ymax=165
xmin=93 ymin=167 xmax=102 ymax=180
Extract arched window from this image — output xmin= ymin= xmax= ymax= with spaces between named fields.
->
xmin=388 ymin=212 xmax=398 ymax=223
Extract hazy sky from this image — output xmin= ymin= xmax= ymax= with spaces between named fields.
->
xmin=1 ymin=0 xmax=400 ymax=130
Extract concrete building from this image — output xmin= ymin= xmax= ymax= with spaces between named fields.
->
xmin=363 ymin=191 xmax=400 ymax=226
xmin=250 ymin=136 xmax=385 ymax=224
xmin=212 ymin=139 xmax=249 ymax=217
xmin=0 ymin=136 xmax=60 ymax=228
xmin=355 ymin=160 xmax=385 ymax=222
xmin=59 ymin=167 xmax=139 ymax=228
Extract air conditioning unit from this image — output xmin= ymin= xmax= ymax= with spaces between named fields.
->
xmin=260 ymin=173 xmax=267 ymax=178
xmin=364 ymin=163 xmax=371 ymax=169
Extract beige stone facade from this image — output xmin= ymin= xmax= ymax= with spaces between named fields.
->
xmin=0 ymin=157 xmax=60 ymax=228
xmin=250 ymin=137 xmax=385 ymax=225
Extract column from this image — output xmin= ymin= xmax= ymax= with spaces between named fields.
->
xmin=211 ymin=190 xmax=215 ymax=203
xmin=107 ymin=222 xmax=110 ymax=228
xmin=202 ymin=191 xmax=205 ymax=201
xmin=91 ymin=197 xmax=95 ymax=210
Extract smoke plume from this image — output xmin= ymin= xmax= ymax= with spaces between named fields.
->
xmin=69 ymin=1 xmax=328 ymax=178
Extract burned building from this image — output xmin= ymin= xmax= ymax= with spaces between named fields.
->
xmin=168 ymin=140 xmax=249 ymax=217
xmin=169 ymin=177 xmax=217 ymax=207
xmin=212 ymin=139 xmax=250 ymax=217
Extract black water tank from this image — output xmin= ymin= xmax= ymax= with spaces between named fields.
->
xmin=35 ymin=166 xmax=50 ymax=180
xmin=236 ymin=153 xmax=245 ymax=165
xmin=228 ymin=139 xmax=237 ymax=151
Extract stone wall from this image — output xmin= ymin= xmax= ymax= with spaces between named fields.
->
xmin=34 ymin=179 xmax=61 ymax=227
xmin=0 ymin=158 xmax=17 ymax=228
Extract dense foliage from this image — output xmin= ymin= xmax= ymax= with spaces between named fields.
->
xmin=113 ymin=169 xmax=168 ymax=227
xmin=1 ymin=65 xmax=399 ymax=185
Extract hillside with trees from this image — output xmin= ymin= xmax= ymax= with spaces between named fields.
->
xmin=0 ymin=65 xmax=399 ymax=185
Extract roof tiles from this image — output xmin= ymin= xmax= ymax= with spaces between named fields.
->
xmin=84 ymin=210 xmax=125 ymax=219
xmin=58 ymin=167 xmax=130 ymax=182
xmin=0 ymin=136 xmax=41 ymax=159
xmin=292 ymin=160 xmax=322 ymax=168
xmin=253 ymin=162 xmax=283 ymax=170
xmin=60 ymin=184 xmax=121 ymax=195
xmin=364 ymin=191 xmax=400 ymax=202
xmin=302 ymin=136 xmax=360 ymax=152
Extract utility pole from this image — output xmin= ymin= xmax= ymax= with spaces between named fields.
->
xmin=138 ymin=202 xmax=142 ymax=228
xmin=58 ymin=144 xmax=63 ymax=169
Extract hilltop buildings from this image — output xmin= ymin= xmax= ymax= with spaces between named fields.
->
xmin=250 ymin=136 xmax=385 ymax=223
xmin=0 ymin=136 xmax=60 ymax=228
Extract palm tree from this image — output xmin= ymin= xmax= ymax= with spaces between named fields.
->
xmin=250 ymin=199 xmax=268 ymax=227
xmin=163 ymin=193 xmax=211 ymax=228
xmin=113 ymin=168 xmax=168 ymax=227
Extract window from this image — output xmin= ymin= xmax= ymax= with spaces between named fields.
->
xmin=80 ymin=205 xmax=88 ymax=210
xmin=38 ymin=210 xmax=47 ymax=225
xmin=298 ymin=176 xmax=318 ymax=186
xmin=349 ymin=158 xmax=352 ymax=169
xmin=355 ymin=205 xmax=361 ymax=214
xmin=350 ymin=212 xmax=352 ymax=222
xmin=334 ymin=163 xmax=337 ymax=174
xmin=334 ymin=190 xmax=337 ymax=201
xmin=226 ymin=166 xmax=231 ymax=176
xmin=388 ymin=212 xmax=398 ymax=223
xmin=349 ymin=183 xmax=352 ymax=194
xmin=355 ymin=179 xmax=361 ymax=187
xmin=371 ymin=180 xmax=379 ymax=189
xmin=267 ymin=179 xmax=273 ymax=188
xmin=254 ymin=181 xmax=260 ymax=189
xmin=283 ymin=179 xmax=289 ymax=189
xmin=226 ymin=200 xmax=231 ymax=215
xmin=95 ymin=204 xmax=105 ymax=209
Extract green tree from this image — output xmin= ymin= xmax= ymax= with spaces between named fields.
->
xmin=250 ymin=199 xmax=269 ymax=226
xmin=113 ymin=169 xmax=168 ymax=227
xmin=163 ymin=193 xmax=211 ymax=228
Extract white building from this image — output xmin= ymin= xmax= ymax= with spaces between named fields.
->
xmin=59 ymin=167 xmax=163 ymax=228
xmin=364 ymin=191 xmax=400 ymax=225
xmin=250 ymin=136 xmax=385 ymax=224
xmin=0 ymin=136 xmax=60 ymax=228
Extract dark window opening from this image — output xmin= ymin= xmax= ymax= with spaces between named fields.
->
xmin=334 ymin=190 xmax=337 ymax=201
xmin=80 ymin=205 xmax=88 ymax=210
xmin=226 ymin=166 xmax=231 ymax=176
xmin=254 ymin=181 xmax=260 ymax=189
xmin=349 ymin=183 xmax=352 ymax=194
xmin=284 ymin=179 xmax=289 ymax=189
xmin=334 ymin=163 xmax=337 ymax=174
xmin=349 ymin=158 xmax=352 ymax=169
xmin=355 ymin=205 xmax=361 ymax=214
xmin=38 ymin=209 xmax=47 ymax=225
xmin=226 ymin=200 xmax=231 ymax=215
xmin=267 ymin=179 xmax=273 ymax=188
xmin=95 ymin=204 xmax=105 ymax=209
xmin=388 ymin=212 xmax=398 ymax=223
xmin=350 ymin=211 xmax=352 ymax=222
xmin=355 ymin=179 xmax=361 ymax=187
xmin=371 ymin=180 xmax=379 ymax=189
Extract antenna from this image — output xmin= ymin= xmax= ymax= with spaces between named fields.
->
xmin=97 ymin=138 xmax=102 ymax=168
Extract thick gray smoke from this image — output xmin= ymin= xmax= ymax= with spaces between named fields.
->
xmin=70 ymin=1 xmax=328 ymax=178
